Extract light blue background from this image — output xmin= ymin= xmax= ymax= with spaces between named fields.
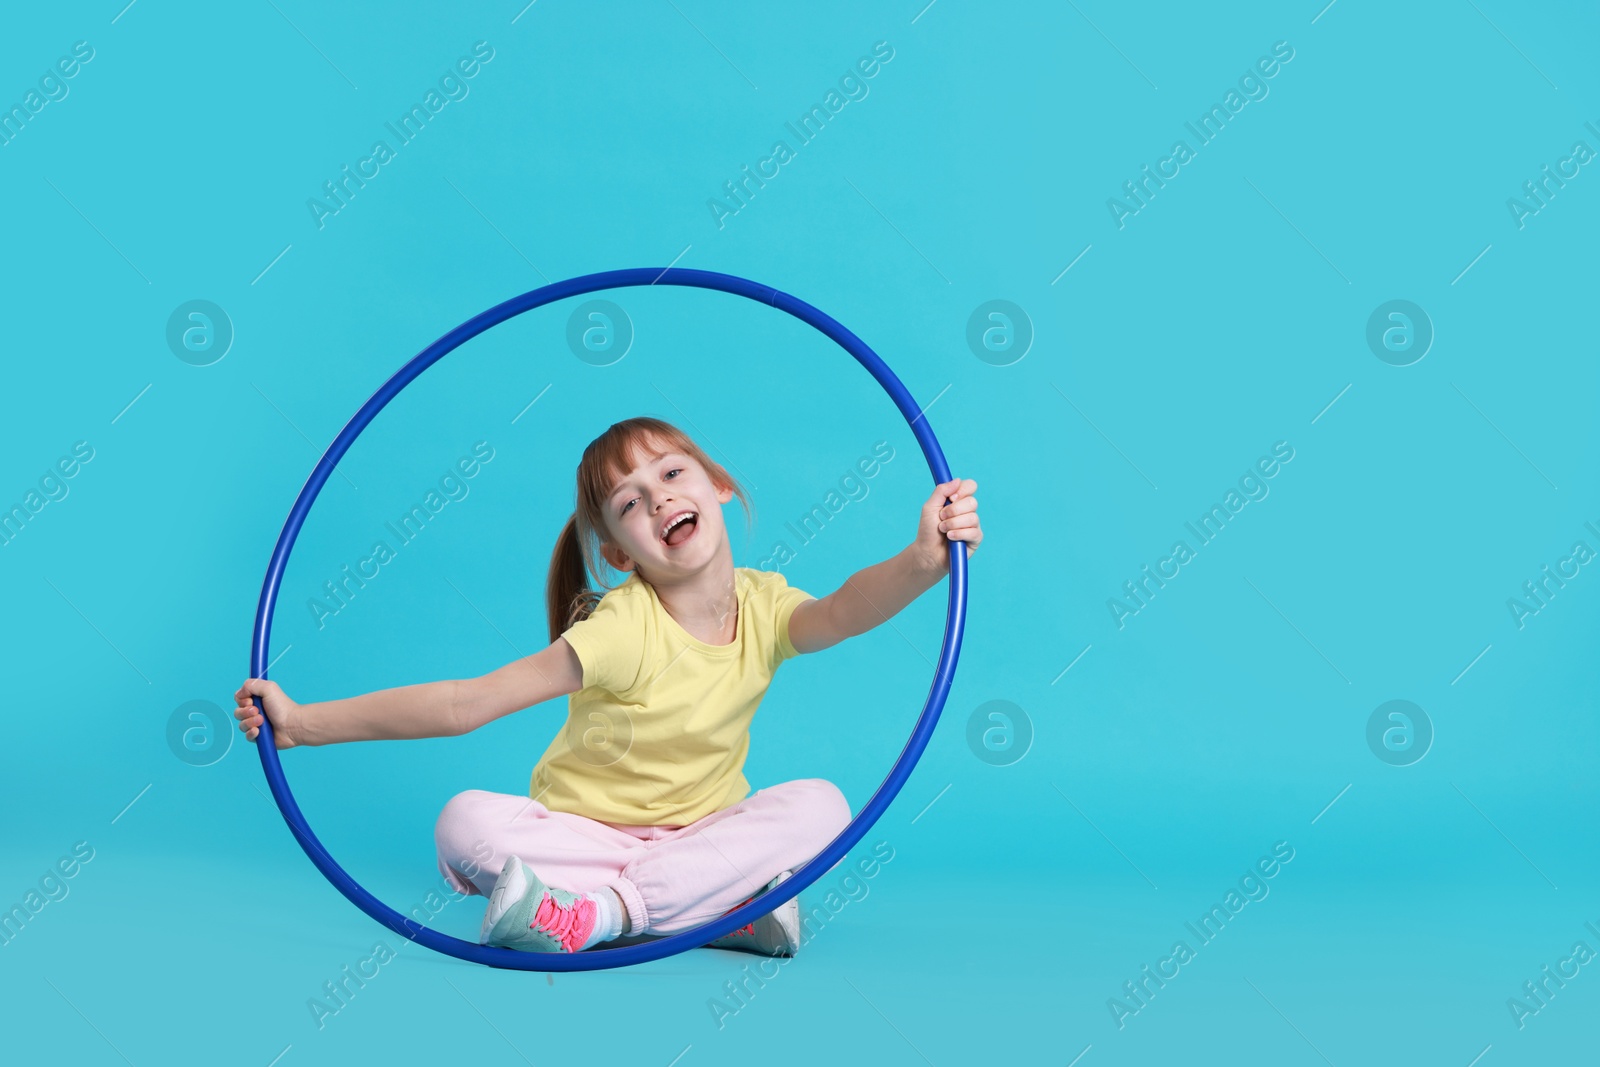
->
xmin=1 ymin=1 xmax=1596 ymax=1064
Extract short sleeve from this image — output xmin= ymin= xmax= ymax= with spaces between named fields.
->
xmin=558 ymin=588 xmax=648 ymax=696
xmin=760 ymin=571 xmax=816 ymax=665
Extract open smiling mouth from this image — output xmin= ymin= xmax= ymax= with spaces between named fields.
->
xmin=661 ymin=511 xmax=698 ymax=548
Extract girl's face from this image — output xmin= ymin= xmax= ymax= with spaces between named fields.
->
xmin=597 ymin=440 xmax=733 ymax=580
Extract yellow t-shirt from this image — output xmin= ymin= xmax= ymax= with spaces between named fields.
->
xmin=529 ymin=567 xmax=815 ymax=826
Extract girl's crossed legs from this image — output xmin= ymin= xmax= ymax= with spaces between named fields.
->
xmin=434 ymin=777 xmax=851 ymax=937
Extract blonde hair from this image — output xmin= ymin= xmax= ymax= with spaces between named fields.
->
xmin=546 ymin=416 xmax=753 ymax=641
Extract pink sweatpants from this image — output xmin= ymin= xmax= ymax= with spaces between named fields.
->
xmin=434 ymin=777 xmax=852 ymax=937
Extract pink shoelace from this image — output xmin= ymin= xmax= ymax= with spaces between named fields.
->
xmin=716 ymin=892 xmax=758 ymax=940
xmin=529 ymin=892 xmax=598 ymax=953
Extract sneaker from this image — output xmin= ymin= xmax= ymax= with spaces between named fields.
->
xmin=704 ymin=870 xmax=801 ymax=957
xmin=478 ymin=855 xmax=599 ymax=953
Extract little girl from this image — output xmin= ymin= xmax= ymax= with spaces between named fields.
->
xmin=236 ymin=416 xmax=981 ymax=955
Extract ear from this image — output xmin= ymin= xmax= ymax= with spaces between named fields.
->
xmin=598 ymin=539 xmax=635 ymax=574
xmin=714 ymin=480 xmax=734 ymax=505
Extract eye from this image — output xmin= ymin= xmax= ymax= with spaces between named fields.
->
xmin=620 ymin=469 xmax=681 ymax=516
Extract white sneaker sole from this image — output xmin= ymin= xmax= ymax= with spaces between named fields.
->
xmin=479 ymin=855 xmax=529 ymax=945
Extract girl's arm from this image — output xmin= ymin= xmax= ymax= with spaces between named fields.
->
xmin=294 ymin=679 xmax=465 ymax=746
xmin=789 ymin=477 xmax=982 ymax=654
xmin=789 ymin=546 xmax=943 ymax=654
xmin=453 ymin=636 xmax=586 ymax=733
xmin=236 ymin=676 xmax=466 ymax=747
xmin=235 ymin=637 xmax=585 ymax=747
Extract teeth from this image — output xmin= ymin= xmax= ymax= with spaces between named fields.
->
xmin=662 ymin=512 xmax=695 ymax=540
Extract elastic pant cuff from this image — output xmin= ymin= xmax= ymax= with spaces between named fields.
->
xmin=609 ymin=877 xmax=648 ymax=935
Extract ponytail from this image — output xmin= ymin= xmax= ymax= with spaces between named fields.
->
xmin=546 ymin=513 xmax=602 ymax=643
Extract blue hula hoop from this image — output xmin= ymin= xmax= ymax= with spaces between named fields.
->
xmin=250 ymin=267 xmax=968 ymax=971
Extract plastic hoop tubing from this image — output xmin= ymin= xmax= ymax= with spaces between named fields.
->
xmin=250 ymin=267 xmax=968 ymax=971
